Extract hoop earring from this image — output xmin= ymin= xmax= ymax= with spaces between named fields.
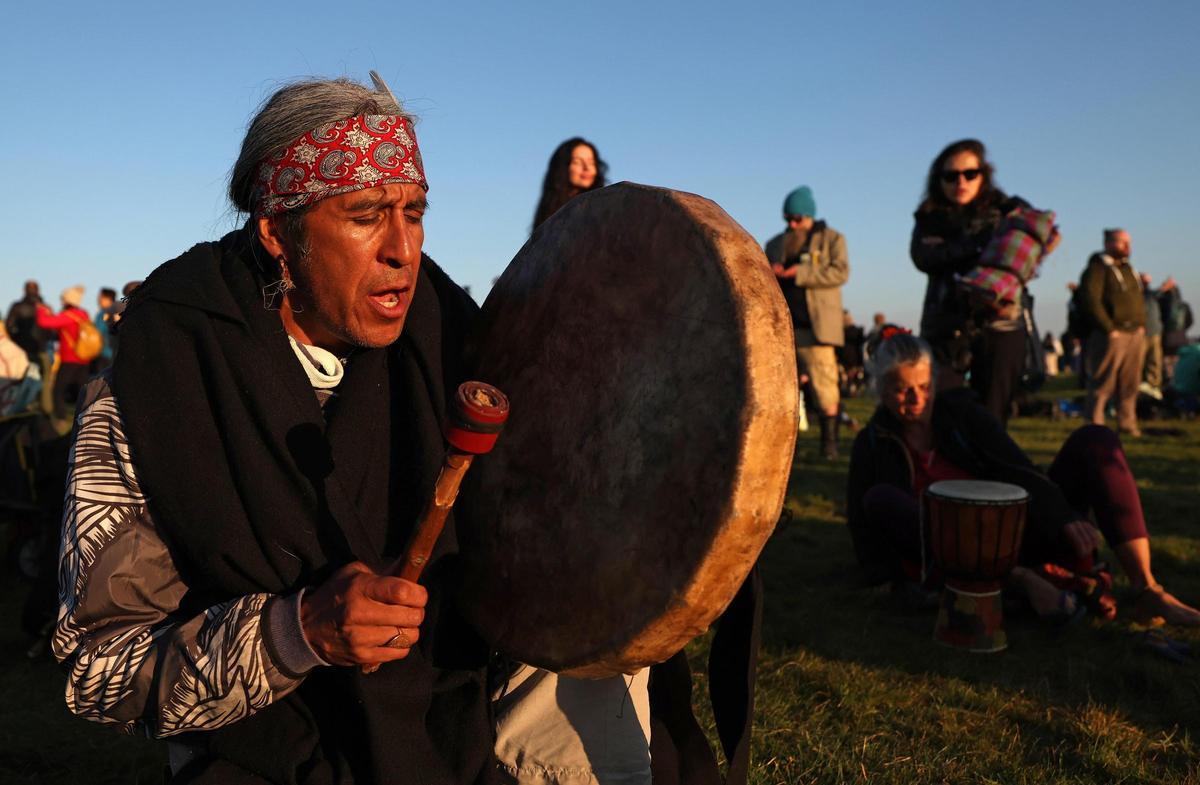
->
xmin=262 ymin=256 xmax=296 ymax=310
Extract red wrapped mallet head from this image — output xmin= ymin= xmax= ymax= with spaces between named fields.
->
xmin=363 ymin=380 xmax=510 ymax=675
xmin=445 ymin=381 xmax=510 ymax=454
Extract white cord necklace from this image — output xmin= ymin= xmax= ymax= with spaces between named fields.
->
xmin=288 ymin=336 xmax=345 ymax=390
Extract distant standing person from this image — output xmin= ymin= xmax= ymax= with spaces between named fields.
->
xmin=1139 ymin=273 xmax=1173 ymax=400
xmin=35 ymin=285 xmax=92 ymax=426
xmin=866 ymin=312 xmax=887 ymax=345
xmin=1064 ymin=281 xmax=1089 ymax=384
xmin=0 ymin=320 xmax=41 ymax=416
xmin=765 ymin=186 xmax=850 ymax=458
xmin=0 ymin=321 xmax=29 ymax=380
xmin=6 ymin=280 xmax=49 ymax=365
xmin=1042 ymin=332 xmax=1063 ymax=377
xmin=839 ymin=311 xmax=865 ymax=366
xmin=8 ymin=281 xmax=53 ymax=415
xmin=1158 ymin=281 xmax=1194 ymax=386
xmin=106 ymin=280 xmax=143 ymax=345
xmin=532 ymin=137 xmax=608 ymax=230
xmin=910 ymin=139 xmax=1059 ymax=424
xmin=92 ymin=287 xmax=118 ymax=373
xmin=840 ymin=310 xmax=867 ymax=396
xmin=1081 ymin=229 xmax=1145 ymax=436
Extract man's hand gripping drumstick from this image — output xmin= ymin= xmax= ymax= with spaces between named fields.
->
xmin=300 ymin=382 xmax=509 ymax=673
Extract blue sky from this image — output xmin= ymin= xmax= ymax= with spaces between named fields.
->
xmin=2 ymin=2 xmax=1197 ymax=336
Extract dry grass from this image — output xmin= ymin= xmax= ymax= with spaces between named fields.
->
xmin=2 ymin=375 xmax=1198 ymax=783
xmin=707 ymin=374 xmax=1200 ymax=784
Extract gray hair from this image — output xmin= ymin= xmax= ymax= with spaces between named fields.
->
xmin=228 ymin=76 xmax=413 ymax=215
xmin=867 ymin=333 xmax=934 ymax=397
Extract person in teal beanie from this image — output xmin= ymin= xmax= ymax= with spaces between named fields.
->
xmin=764 ymin=186 xmax=850 ymax=458
xmin=783 ymin=186 xmax=817 ymax=220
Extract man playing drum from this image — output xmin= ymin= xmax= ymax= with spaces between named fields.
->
xmin=52 ymin=76 xmax=498 ymax=784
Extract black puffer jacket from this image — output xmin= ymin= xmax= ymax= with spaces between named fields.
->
xmin=846 ymin=388 xmax=1075 ymax=585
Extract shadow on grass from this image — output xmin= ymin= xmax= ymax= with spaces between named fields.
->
xmin=0 ymin=575 xmax=165 ymax=785
xmin=719 ymin=387 xmax=1200 ymax=782
xmin=760 ymin=502 xmax=1200 ymax=746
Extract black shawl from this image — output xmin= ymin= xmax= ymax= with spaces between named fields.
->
xmin=113 ymin=227 xmax=495 ymax=785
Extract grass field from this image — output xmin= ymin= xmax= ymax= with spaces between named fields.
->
xmin=726 ymin=374 xmax=1200 ymax=784
xmin=2 ymin=374 xmax=1198 ymax=784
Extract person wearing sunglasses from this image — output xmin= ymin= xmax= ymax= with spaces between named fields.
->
xmin=765 ymin=185 xmax=851 ymax=458
xmin=910 ymin=139 xmax=1056 ymax=425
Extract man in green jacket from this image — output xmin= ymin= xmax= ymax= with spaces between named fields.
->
xmin=765 ymin=186 xmax=850 ymax=458
xmin=1081 ymin=228 xmax=1145 ymax=436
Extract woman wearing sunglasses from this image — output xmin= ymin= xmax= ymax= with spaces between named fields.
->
xmin=911 ymin=139 xmax=1058 ymax=422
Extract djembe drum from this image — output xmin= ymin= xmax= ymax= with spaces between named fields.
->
xmin=457 ymin=182 xmax=798 ymax=678
xmin=926 ymin=479 xmax=1028 ymax=652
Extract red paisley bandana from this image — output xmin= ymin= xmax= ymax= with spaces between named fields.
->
xmin=254 ymin=114 xmax=427 ymax=216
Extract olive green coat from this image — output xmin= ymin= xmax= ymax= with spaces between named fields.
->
xmin=1081 ymin=252 xmax=1145 ymax=334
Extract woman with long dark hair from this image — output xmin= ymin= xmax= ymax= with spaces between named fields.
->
xmin=910 ymin=139 xmax=1059 ymax=424
xmin=532 ymin=137 xmax=607 ymax=230
xmin=509 ymin=134 xmax=665 ymax=785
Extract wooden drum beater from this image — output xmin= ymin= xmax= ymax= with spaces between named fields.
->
xmin=363 ymin=380 xmax=509 ymax=674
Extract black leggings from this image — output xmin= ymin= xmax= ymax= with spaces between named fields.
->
xmin=970 ymin=327 xmax=1025 ymax=426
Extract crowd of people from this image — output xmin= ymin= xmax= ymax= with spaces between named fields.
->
xmin=768 ymin=139 xmax=1197 ymax=455
xmin=0 ymin=73 xmax=1197 ymax=785
xmin=1056 ymin=265 xmax=1196 ymax=418
xmin=2 ymin=280 xmax=138 ymax=428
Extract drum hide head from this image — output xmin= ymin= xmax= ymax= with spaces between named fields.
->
xmin=458 ymin=182 xmax=798 ymax=677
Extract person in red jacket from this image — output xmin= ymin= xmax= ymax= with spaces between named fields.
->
xmin=36 ymin=285 xmax=91 ymax=425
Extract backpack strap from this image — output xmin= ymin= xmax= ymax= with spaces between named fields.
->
xmin=60 ymin=310 xmax=87 ymax=353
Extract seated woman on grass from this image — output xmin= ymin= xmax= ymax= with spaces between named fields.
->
xmin=846 ymin=332 xmax=1200 ymax=626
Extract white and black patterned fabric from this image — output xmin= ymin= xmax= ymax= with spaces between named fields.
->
xmin=54 ymin=377 xmax=300 ymax=735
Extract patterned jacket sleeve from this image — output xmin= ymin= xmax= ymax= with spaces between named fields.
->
xmin=52 ymin=375 xmax=306 ymax=737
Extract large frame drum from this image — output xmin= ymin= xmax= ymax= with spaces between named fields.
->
xmin=925 ymin=479 xmax=1028 ymax=653
xmin=458 ymin=182 xmax=798 ymax=677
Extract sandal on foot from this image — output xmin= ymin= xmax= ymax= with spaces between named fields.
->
xmin=1035 ymin=563 xmax=1117 ymax=620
